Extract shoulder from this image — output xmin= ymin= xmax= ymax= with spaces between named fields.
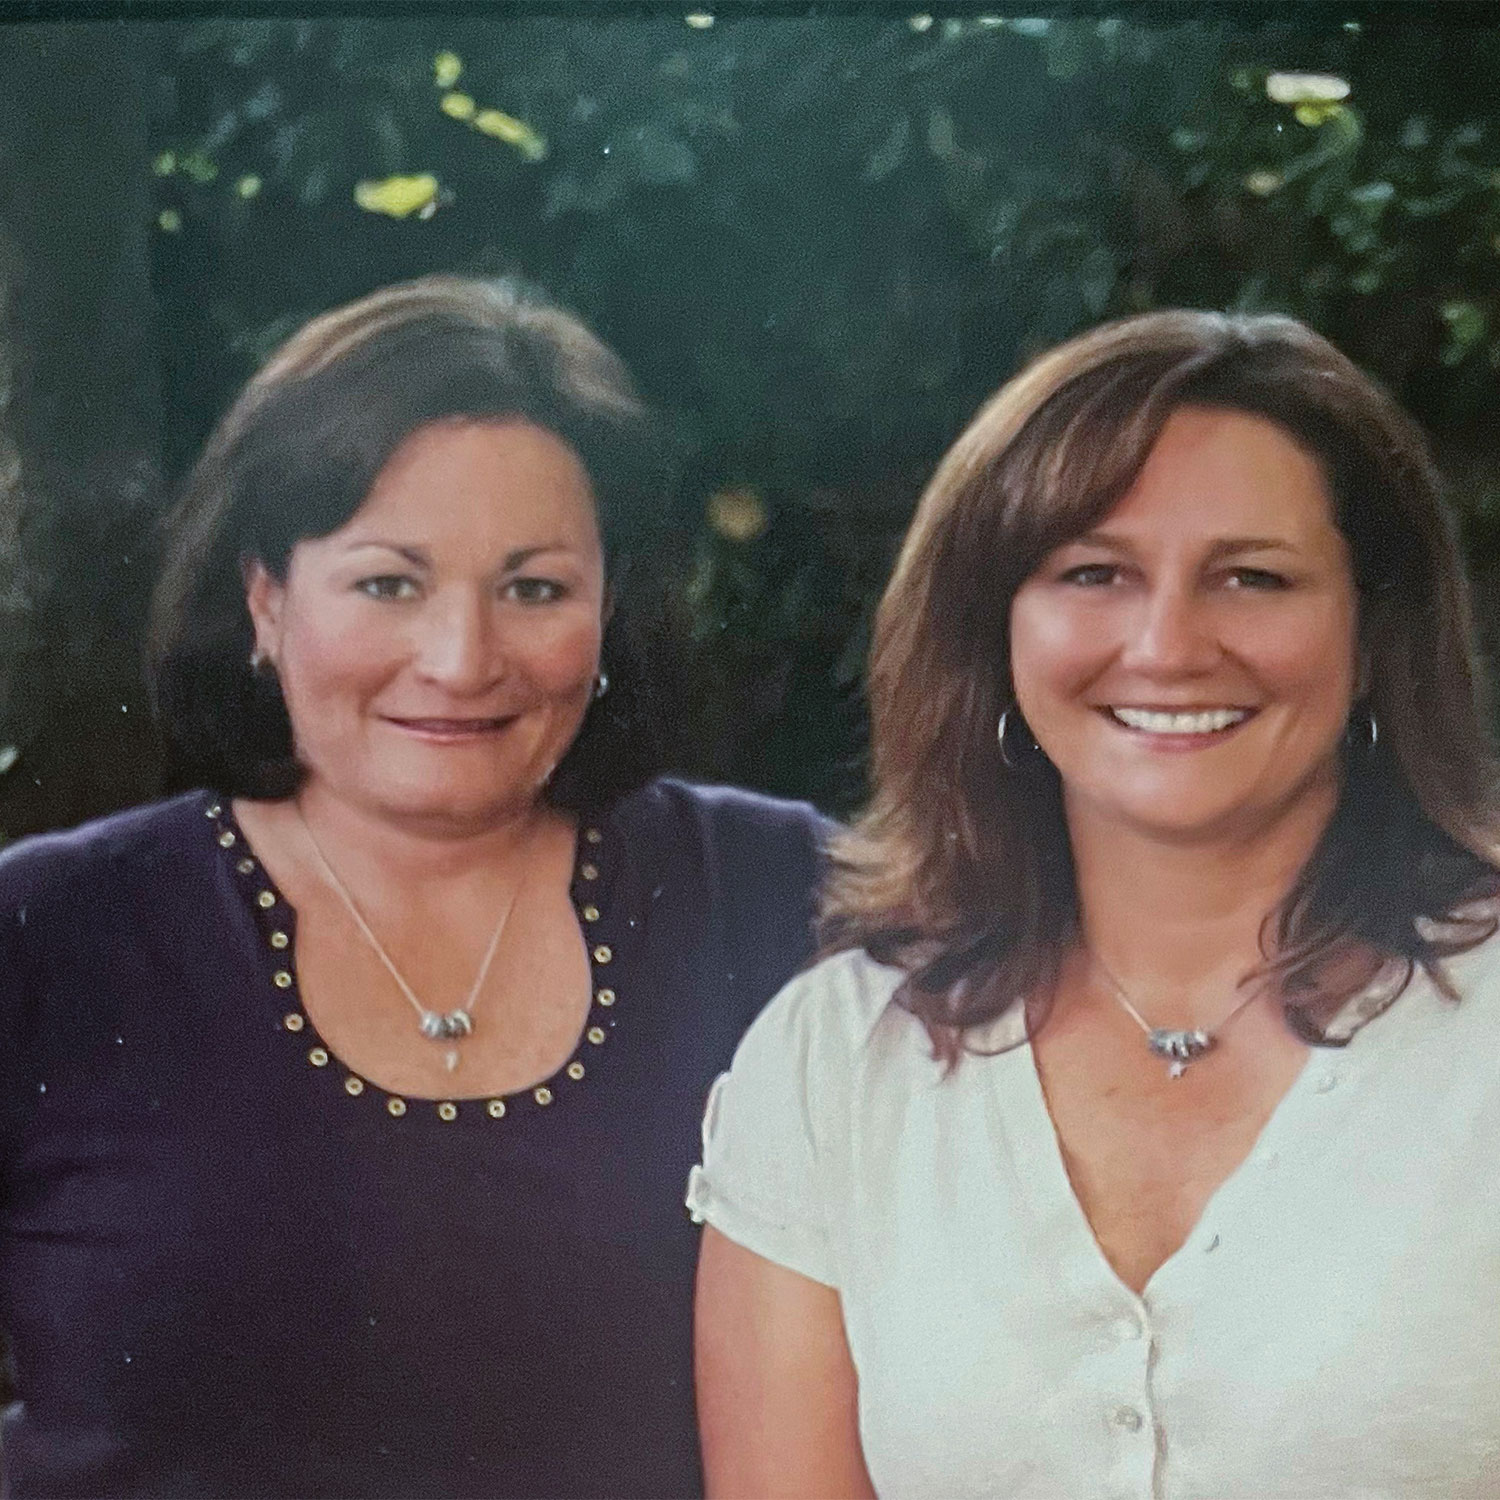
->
xmin=607 ymin=776 xmax=835 ymax=863
xmin=0 ymin=792 xmax=219 ymax=1114
xmin=733 ymin=947 xmax=911 ymax=1083
xmin=603 ymin=776 xmax=835 ymax=917
xmin=603 ymin=780 xmax=840 ymax=1016
xmin=0 ymin=791 xmax=215 ymax=914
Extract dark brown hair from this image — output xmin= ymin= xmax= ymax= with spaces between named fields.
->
xmin=149 ymin=274 xmax=678 ymax=811
xmin=822 ymin=309 xmax=1500 ymax=1059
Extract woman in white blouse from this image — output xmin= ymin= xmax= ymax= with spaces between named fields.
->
xmin=689 ymin=309 xmax=1500 ymax=1499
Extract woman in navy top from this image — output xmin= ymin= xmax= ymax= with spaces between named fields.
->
xmin=0 ymin=276 xmax=827 ymax=1498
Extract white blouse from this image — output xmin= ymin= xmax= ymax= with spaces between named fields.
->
xmin=687 ymin=937 xmax=1500 ymax=1500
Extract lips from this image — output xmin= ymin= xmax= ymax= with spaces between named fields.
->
xmin=1107 ymin=707 xmax=1253 ymax=735
xmin=383 ymin=715 xmax=517 ymax=736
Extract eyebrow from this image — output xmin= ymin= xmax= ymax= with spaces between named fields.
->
xmin=341 ymin=540 xmax=576 ymax=570
xmin=1071 ymin=531 xmax=1302 ymax=561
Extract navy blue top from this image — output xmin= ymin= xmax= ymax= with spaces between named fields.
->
xmin=0 ymin=779 xmax=829 ymax=1498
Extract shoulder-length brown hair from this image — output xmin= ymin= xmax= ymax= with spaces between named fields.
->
xmin=822 ymin=309 xmax=1500 ymax=1059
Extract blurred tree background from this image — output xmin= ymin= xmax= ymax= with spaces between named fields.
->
xmin=3 ymin=5 xmax=1500 ymax=834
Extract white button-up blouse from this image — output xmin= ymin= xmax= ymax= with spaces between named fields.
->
xmin=687 ymin=936 xmax=1500 ymax=1499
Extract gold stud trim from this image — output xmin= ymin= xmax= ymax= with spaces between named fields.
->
xmin=272 ymin=815 xmax=619 ymax=1120
xmin=236 ymin=857 xmax=255 ymax=875
xmin=218 ymin=830 xmax=236 ymax=848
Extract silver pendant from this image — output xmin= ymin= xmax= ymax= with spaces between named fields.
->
xmin=418 ymin=1009 xmax=475 ymax=1041
xmin=1148 ymin=1027 xmax=1213 ymax=1079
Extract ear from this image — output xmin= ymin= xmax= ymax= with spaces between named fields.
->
xmin=242 ymin=557 xmax=286 ymax=664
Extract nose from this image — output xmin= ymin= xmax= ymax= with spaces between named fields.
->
xmin=1118 ymin=580 xmax=1222 ymax=678
xmin=413 ymin=592 xmax=503 ymax=693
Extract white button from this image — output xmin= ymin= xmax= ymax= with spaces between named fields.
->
xmin=1110 ymin=1405 xmax=1144 ymax=1432
xmin=1315 ymin=1071 xmax=1339 ymax=1093
xmin=1109 ymin=1317 xmax=1143 ymax=1342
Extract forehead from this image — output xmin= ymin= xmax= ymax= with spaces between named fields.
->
xmin=347 ymin=418 xmax=600 ymax=543
xmin=1100 ymin=405 xmax=1338 ymax=541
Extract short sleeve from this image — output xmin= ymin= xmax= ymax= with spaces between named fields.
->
xmin=685 ymin=978 xmax=836 ymax=1287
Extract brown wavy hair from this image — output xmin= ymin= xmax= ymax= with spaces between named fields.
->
xmin=822 ymin=309 xmax=1500 ymax=1060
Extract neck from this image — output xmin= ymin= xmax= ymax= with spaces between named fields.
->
xmin=1065 ymin=786 xmax=1337 ymax=1025
xmin=293 ymin=783 xmax=555 ymax=889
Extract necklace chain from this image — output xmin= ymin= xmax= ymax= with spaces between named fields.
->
xmin=295 ymin=803 xmax=527 ymax=1072
xmin=1090 ymin=949 xmax=1269 ymax=1078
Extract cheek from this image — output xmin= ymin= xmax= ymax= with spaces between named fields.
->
xmin=279 ymin=605 xmax=404 ymax=698
xmin=1237 ymin=600 xmax=1358 ymax=700
xmin=509 ymin=611 xmax=603 ymax=694
xmin=1009 ymin=593 xmax=1106 ymax=704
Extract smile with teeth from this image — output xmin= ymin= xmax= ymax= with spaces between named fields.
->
xmin=1108 ymin=707 xmax=1252 ymax=735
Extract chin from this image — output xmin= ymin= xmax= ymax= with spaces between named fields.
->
xmin=365 ymin=772 xmax=541 ymax=827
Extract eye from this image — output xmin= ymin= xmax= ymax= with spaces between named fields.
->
xmin=506 ymin=577 xmax=568 ymax=604
xmin=1057 ymin=562 xmax=1121 ymax=587
xmin=356 ymin=575 xmax=421 ymax=600
xmin=1223 ymin=567 xmax=1290 ymax=591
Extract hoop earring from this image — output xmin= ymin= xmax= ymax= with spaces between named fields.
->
xmin=1345 ymin=703 xmax=1378 ymax=752
xmin=593 ymin=671 xmax=610 ymax=701
xmin=997 ymin=705 xmax=1034 ymax=769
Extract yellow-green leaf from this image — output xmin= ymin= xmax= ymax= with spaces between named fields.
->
xmin=353 ymin=173 xmax=441 ymax=219
xmin=180 ymin=151 xmax=218 ymax=185
xmin=236 ymin=173 xmax=262 ymax=199
xmin=1243 ymin=169 xmax=1283 ymax=197
xmin=433 ymin=51 xmax=463 ymax=88
xmin=1294 ymin=101 xmax=1346 ymax=128
xmin=157 ymin=208 xmax=182 ymax=233
xmin=706 ymin=487 xmax=768 ymax=543
xmin=472 ymin=108 xmax=547 ymax=161
xmin=440 ymin=91 xmax=476 ymax=121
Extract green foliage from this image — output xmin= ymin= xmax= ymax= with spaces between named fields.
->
xmin=150 ymin=14 xmax=1500 ymax=810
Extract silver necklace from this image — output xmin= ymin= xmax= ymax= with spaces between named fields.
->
xmin=1091 ymin=951 xmax=1268 ymax=1078
xmin=296 ymin=804 xmax=527 ymax=1073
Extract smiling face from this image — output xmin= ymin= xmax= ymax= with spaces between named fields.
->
xmin=245 ymin=418 xmax=606 ymax=833
xmin=1008 ymin=405 xmax=1360 ymax=847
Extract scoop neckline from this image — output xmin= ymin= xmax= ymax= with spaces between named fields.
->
xmin=202 ymin=792 xmax=625 ymax=1127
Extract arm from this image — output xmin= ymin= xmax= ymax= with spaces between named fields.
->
xmin=696 ymin=1226 xmax=876 ymax=1500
